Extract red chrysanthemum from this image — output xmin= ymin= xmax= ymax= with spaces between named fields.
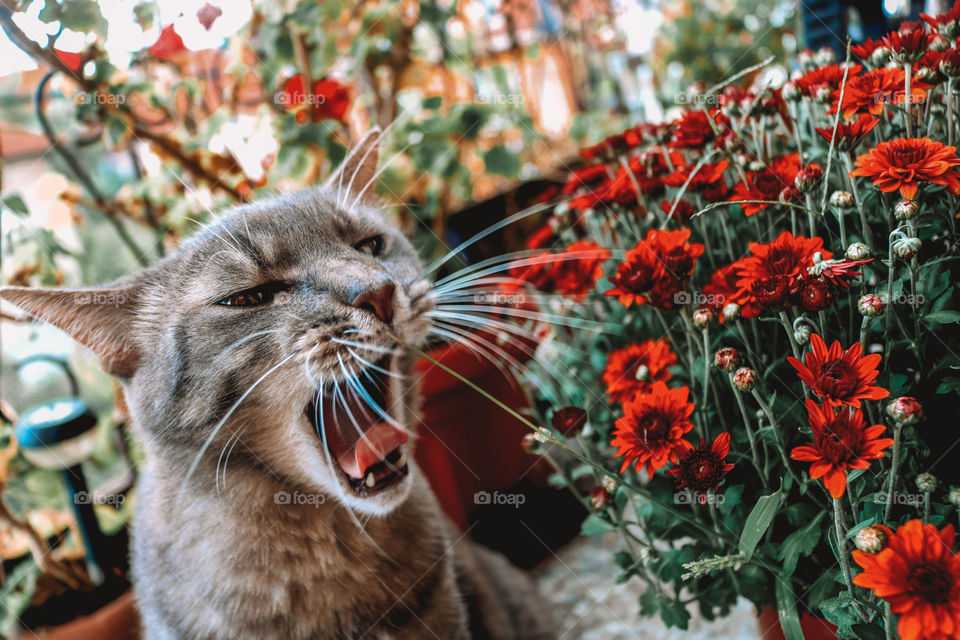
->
xmin=611 ymin=382 xmax=695 ymax=476
xmin=787 ymin=334 xmax=890 ymax=407
xmin=882 ymin=27 xmax=935 ymax=63
xmin=794 ymin=63 xmax=863 ymax=97
xmin=662 ymin=159 xmax=729 ymax=200
xmin=602 ymin=340 xmax=678 ymax=404
xmin=552 ymin=240 xmax=611 ymax=299
xmin=734 ymin=231 xmax=830 ymax=317
xmin=665 ymin=432 xmax=734 ymax=502
xmin=563 ymin=163 xmax=610 ymax=194
xmin=815 ymin=114 xmax=880 ymax=152
xmin=790 ymin=399 xmax=894 ymax=498
xmin=604 ymin=229 xmax=703 ymax=309
xmin=831 ymin=68 xmax=929 ymax=120
xmin=853 ymin=520 xmax=960 ymax=640
xmin=669 ymin=110 xmax=725 ymax=149
xmin=730 ymin=153 xmax=803 ymax=216
xmin=851 ymin=137 xmax=960 ymax=199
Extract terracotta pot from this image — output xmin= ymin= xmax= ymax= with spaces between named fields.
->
xmin=19 ymin=592 xmax=140 ymax=640
xmin=757 ymin=606 xmax=838 ymax=640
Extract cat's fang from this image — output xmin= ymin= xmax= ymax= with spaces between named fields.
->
xmin=364 ymin=473 xmax=376 ymax=488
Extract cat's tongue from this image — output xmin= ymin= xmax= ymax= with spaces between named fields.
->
xmin=331 ymin=422 xmax=408 ymax=479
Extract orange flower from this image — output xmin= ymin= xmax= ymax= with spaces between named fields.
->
xmin=787 ymin=334 xmax=889 ymax=407
xmin=851 ymin=137 xmax=960 ymax=199
xmin=794 ymin=63 xmax=863 ymax=97
xmin=831 ymin=68 xmax=928 ymax=120
xmin=815 ymin=114 xmax=879 ymax=152
xmin=611 ymin=382 xmax=694 ymax=475
xmin=853 ymin=520 xmax=960 ymax=640
xmin=602 ymin=340 xmax=678 ymax=404
xmin=790 ymin=399 xmax=894 ymax=498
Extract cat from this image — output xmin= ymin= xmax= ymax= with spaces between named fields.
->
xmin=1 ymin=128 xmax=554 ymax=639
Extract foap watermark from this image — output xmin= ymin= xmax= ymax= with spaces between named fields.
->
xmin=673 ymin=291 xmax=724 ymax=306
xmin=675 ymin=491 xmax=725 ymax=505
xmin=75 ymin=491 xmax=125 ymax=507
xmin=871 ymin=492 xmax=925 ymax=506
xmin=76 ymin=92 xmax=126 ymax=106
xmin=473 ymin=291 xmax=526 ymax=305
xmin=474 ymin=93 xmax=525 ymax=106
xmin=880 ymin=292 xmax=925 ymax=307
xmin=675 ymin=93 xmax=720 ymax=107
xmin=274 ymin=490 xmax=326 ymax=508
xmin=74 ymin=291 xmax=127 ymax=307
xmin=473 ymin=490 xmax=525 ymax=508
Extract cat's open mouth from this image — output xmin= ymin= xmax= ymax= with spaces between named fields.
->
xmin=305 ymin=356 xmax=410 ymax=496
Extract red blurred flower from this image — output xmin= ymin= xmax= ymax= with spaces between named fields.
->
xmin=197 ymin=3 xmax=222 ymax=30
xmin=660 ymin=199 xmax=696 ymax=223
xmin=851 ymin=137 xmax=960 ymax=199
xmin=552 ymin=240 xmax=611 ymax=299
xmin=787 ymin=334 xmax=889 ymax=407
xmin=815 ymin=114 xmax=880 ymax=151
xmin=851 ymin=38 xmax=883 ymax=59
xmin=611 ymin=382 xmax=695 ymax=476
xmin=662 ymin=159 xmax=729 ymax=200
xmin=665 ymin=432 xmax=734 ymax=501
xmin=563 ymin=163 xmax=610 ymax=194
xmin=921 ymin=1 xmax=960 ymax=36
xmin=853 ymin=520 xmax=960 ymax=640
xmin=832 ymin=68 xmax=929 ymax=120
xmin=730 ymin=153 xmax=803 ymax=216
xmin=883 ymin=27 xmax=935 ymax=63
xmin=602 ymin=340 xmax=678 ymax=404
xmin=669 ymin=110 xmax=722 ymax=149
xmin=551 ymin=406 xmax=588 ymax=436
xmin=149 ymin=24 xmax=188 ymax=61
xmin=794 ymin=63 xmax=863 ymax=97
xmin=280 ymin=75 xmax=351 ymax=123
xmin=54 ymin=49 xmax=82 ymax=71
xmin=791 ymin=399 xmax=894 ymax=498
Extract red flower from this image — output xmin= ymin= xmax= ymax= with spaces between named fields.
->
xmin=832 ymin=68 xmax=929 ymax=120
xmin=815 ymin=114 xmax=880 ymax=152
xmin=810 ymin=257 xmax=873 ymax=288
xmin=883 ymin=27 xmax=935 ymax=63
xmin=649 ymin=228 xmax=705 ymax=278
xmin=54 ymin=49 xmax=82 ymax=71
xmin=853 ymin=520 xmax=960 ymax=640
xmin=605 ymin=229 xmax=704 ymax=309
xmin=787 ymin=334 xmax=889 ymax=407
xmin=197 ymin=3 xmax=222 ymax=30
xmin=602 ymin=340 xmax=678 ymax=404
xmin=662 ymin=159 xmax=729 ymax=200
xmin=751 ymin=275 xmax=792 ymax=311
xmin=552 ymin=240 xmax=611 ymax=299
xmin=730 ymin=153 xmax=802 ymax=216
xmin=795 ymin=63 xmax=863 ymax=97
xmin=734 ymin=231 xmax=829 ymax=317
xmin=551 ymin=407 xmax=588 ymax=436
xmin=851 ymin=39 xmax=883 ymax=59
xmin=665 ymin=432 xmax=734 ymax=501
xmin=611 ymin=382 xmax=695 ymax=476
xmin=149 ymin=24 xmax=188 ymax=62
xmin=790 ymin=399 xmax=894 ymax=498
xmin=563 ymin=163 xmax=610 ymax=194
xmin=794 ymin=276 xmax=833 ymax=312
xmin=280 ymin=75 xmax=351 ymax=123
xmin=851 ymin=137 xmax=960 ymax=199
xmin=669 ymin=110 xmax=722 ymax=149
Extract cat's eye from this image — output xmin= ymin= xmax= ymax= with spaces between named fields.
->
xmin=217 ymin=282 xmax=287 ymax=307
xmin=354 ymin=235 xmax=384 ymax=257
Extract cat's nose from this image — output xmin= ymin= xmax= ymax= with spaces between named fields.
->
xmin=351 ymin=282 xmax=395 ymax=324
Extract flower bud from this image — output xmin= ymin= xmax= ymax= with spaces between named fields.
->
xmin=846 ymin=242 xmax=870 ymax=260
xmin=781 ymin=81 xmax=802 ymax=102
xmin=916 ymin=473 xmax=938 ymax=493
xmin=854 ymin=525 xmax=889 ymax=553
xmin=830 ymin=191 xmax=855 ymax=212
xmin=858 ymin=294 xmax=885 ymax=317
xmin=693 ymin=307 xmax=715 ymax=328
xmin=722 ymin=302 xmax=741 ymax=321
xmin=551 ymin=406 xmax=587 ymax=437
xmin=892 ymin=236 xmax=922 ymax=260
xmin=794 ymin=323 xmax=812 ymax=345
xmin=931 ymin=35 xmax=950 ymax=52
xmin=914 ymin=66 xmax=936 ymax=83
xmin=940 ymin=49 xmax=960 ymax=78
xmin=814 ymin=85 xmax=833 ymax=103
xmin=779 ymin=185 xmax=803 ymax=204
xmin=869 ymin=46 xmax=892 ymax=68
xmin=948 ymin=486 xmax=960 ymax=507
xmin=894 ymin=199 xmax=919 ymax=220
xmin=590 ymin=486 xmax=611 ymax=510
xmin=639 ymin=546 xmax=658 ymax=565
xmin=886 ymin=396 xmax=923 ymax=425
xmin=794 ymin=165 xmax=824 ymax=193
xmin=732 ymin=367 xmax=757 ymax=391
xmin=797 ymin=49 xmax=815 ymax=69
xmin=748 ymin=160 xmax=767 ymax=172
xmin=634 ymin=364 xmax=650 ymax=381
xmin=601 ymin=475 xmax=618 ymax=494
xmin=521 ymin=432 xmax=540 ymax=454
xmin=815 ymin=46 xmax=836 ymax=66
xmin=714 ymin=347 xmax=741 ymax=372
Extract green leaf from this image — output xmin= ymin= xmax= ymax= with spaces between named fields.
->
xmin=775 ymin=579 xmax=804 ymax=640
xmin=851 ymin=623 xmax=886 ymax=640
xmin=2 ymin=195 xmax=29 ymax=216
xmin=482 ymin=144 xmax=521 ymax=178
xmin=820 ymin=595 xmax=860 ymax=638
xmin=923 ymin=310 xmax=960 ymax=328
xmin=779 ymin=512 xmax=824 ymax=577
xmin=739 ymin=484 xmax=782 ymax=560
xmin=659 ymin=599 xmax=691 ymax=630
xmin=423 ymin=96 xmax=443 ymax=110
xmin=638 ymin=589 xmax=659 ymax=616
xmin=580 ymin=514 xmax=615 ymax=536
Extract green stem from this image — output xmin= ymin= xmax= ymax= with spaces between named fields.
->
xmin=835 ymin=498 xmax=870 ymax=622
xmin=729 ymin=376 xmax=767 ymax=483
xmin=750 ymin=388 xmax=800 ymax=485
xmin=904 ymin=63 xmax=913 ymax=138
xmin=884 ymin=423 xmax=904 ymax=524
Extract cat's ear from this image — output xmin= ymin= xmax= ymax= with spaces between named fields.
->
xmin=326 ymin=126 xmax=382 ymax=205
xmin=0 ymin=284 xmax=142 ymax=378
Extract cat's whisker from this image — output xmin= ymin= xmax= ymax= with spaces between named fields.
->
xmin=330 ymin=337 xmax=394 ymax=355
xmin=427 ymin=326 xmax=501 ymax=370
xmin=424 ymin=202 xmax=554 ymax=275
xmin=428 ymin=305 xmax=617 ymax=332
xmin=429 ymin=320 xmax=523 ymax=380
xmin=340 ymin=129 xmax=385 ymax=208
xmin=216 ymin=428 xmax=244 ymax=496
xmin=344 ymin=347 xmax=402 ymax=379
xmin=212 ymin=329 xmax=283 ymax=364
xmin=350 ymin=143 xmax=412 ymax=210
xmin=179 ymin=352 xmax=298 ymax=496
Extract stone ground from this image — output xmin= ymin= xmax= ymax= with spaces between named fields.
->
xmin=534 ymin=534 xmax=763 ymax=639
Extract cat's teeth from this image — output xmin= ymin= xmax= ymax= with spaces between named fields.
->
xmin=365 ymin=473 xmax=376 ymax=488
xmin=396 ymin=451 xmax=407 ymax=468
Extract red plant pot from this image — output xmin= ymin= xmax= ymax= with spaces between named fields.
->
xmin=757 ymin=606 xmax=839 ymax=640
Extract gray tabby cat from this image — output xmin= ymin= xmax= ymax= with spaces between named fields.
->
xmin=1 ymin=129 xmax=554 ymax=639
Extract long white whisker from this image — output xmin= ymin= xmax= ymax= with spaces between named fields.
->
xmin=350 ymin=144 xmax=412 ymax=210
xmin=341 ymin=129 xmax=385 ymax=207
xmin=344 ymin=347 xmax=402 ymax=378
xmin=330 ymin=337 xmax=394 ymax=355
xmin=429 ymin=305 xmax=617 ymax=332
